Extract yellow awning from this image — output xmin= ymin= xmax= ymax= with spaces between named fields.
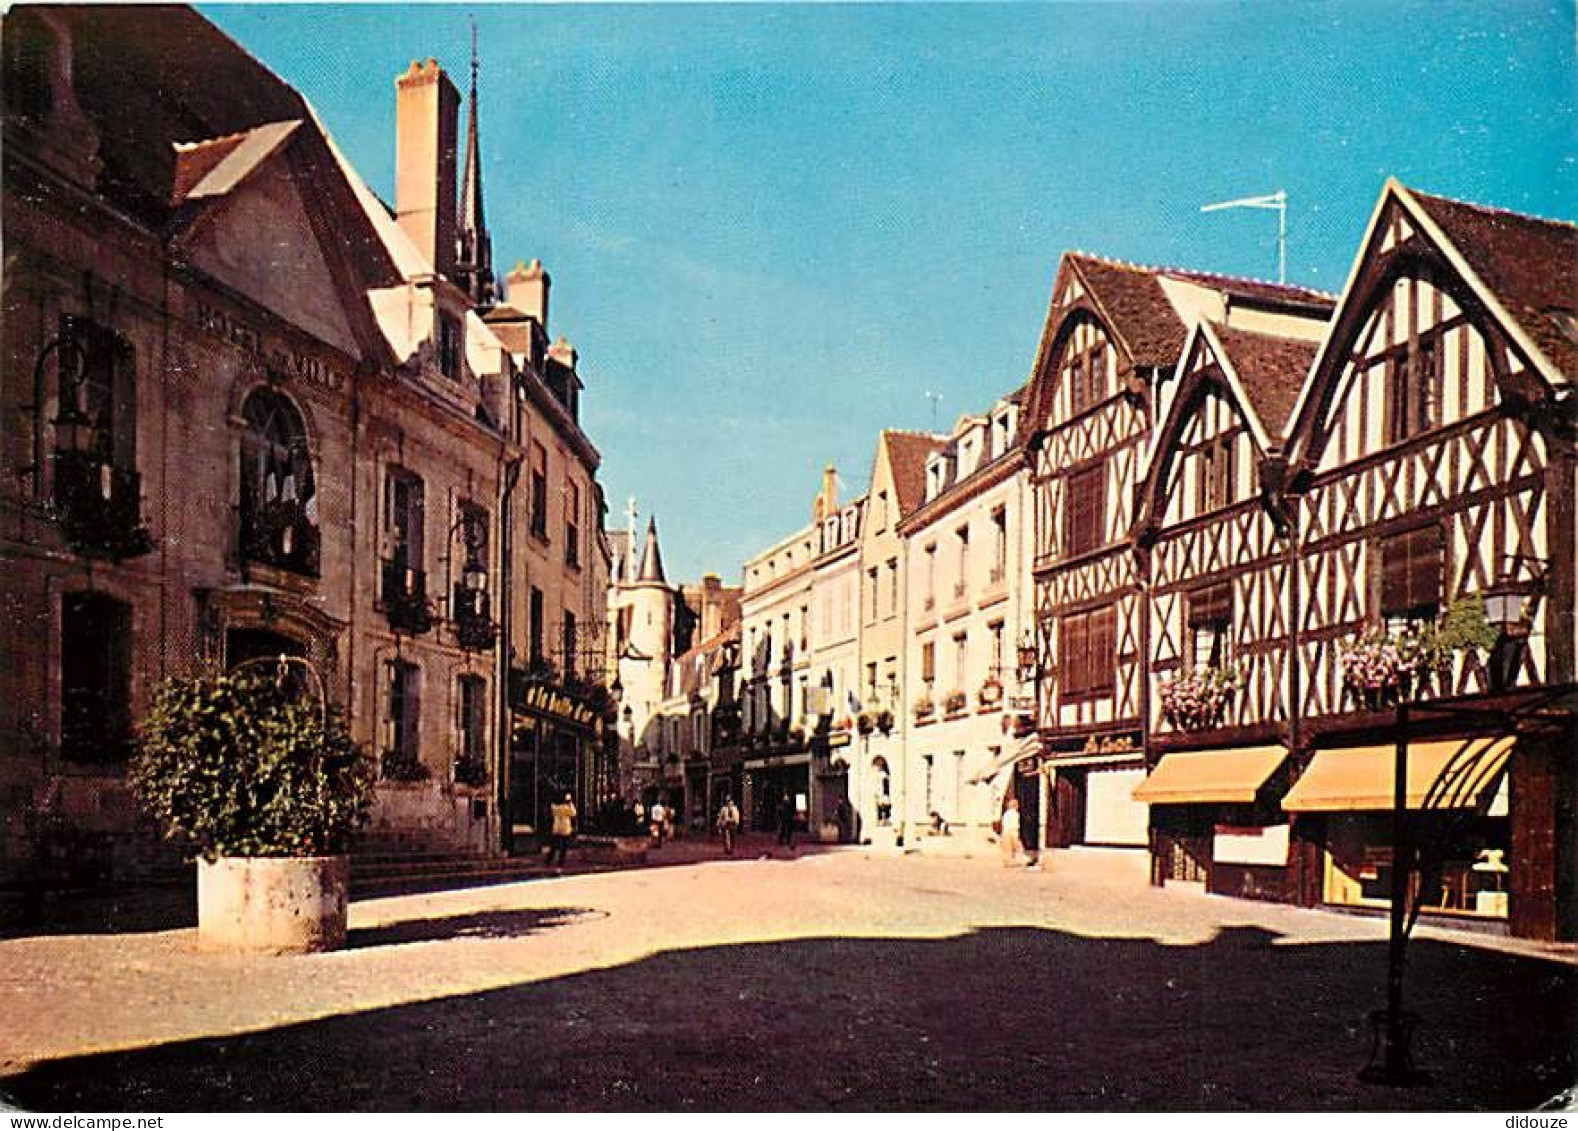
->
xmin=1281 ymin=736 xmax=1514 ymax=812
xmin=1131 ymin=746 xmax=1287 ymax=805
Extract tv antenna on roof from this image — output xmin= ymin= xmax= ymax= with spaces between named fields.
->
xmin=1201 ymin=189 xmax=1287 ymax=284
xmin=923 ymin=390 xmax=942 ymax=431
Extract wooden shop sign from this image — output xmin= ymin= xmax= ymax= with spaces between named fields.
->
xmin=512 ymin=681 xmax=599 ymax=731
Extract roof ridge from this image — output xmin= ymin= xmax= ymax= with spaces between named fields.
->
xmin=172 ymin=118 xmax=297 ymax=153
xmin=1406 ymin=184 xmax=1578 ymax=234
xmin=1207 ymin=319 xmax=1323 ymax=344
xmin=1067 ymin=249 xmax=1337 ymax=301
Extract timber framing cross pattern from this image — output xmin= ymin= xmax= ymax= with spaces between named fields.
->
xmin=1017 ymin=178 xmax=1577 ymax=941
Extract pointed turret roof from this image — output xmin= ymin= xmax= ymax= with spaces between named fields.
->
xmin=637 ymin=516 xmax=667 ymax=584
xmin=456 ymin=24 xmax=493 ymax=307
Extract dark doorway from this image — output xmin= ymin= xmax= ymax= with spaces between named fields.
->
xmin=1014 ymin=764 xmax=1041 ymax=854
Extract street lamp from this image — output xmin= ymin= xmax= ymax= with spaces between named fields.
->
xmin=1360 ymin=578 xmax=1541 ymax=1088
xmin=1016 ymin=628 xmax=1039 ymax=687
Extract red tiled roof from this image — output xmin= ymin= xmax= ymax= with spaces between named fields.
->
xmin=1069 ymin=253 xmax=1336 ymax=370
xmin=1407 ymin=188 xmax=1578 ymax=383
xmin=882 ymin=430 xmax=948 ymax=517
xmin=1209 ymin=324 xmax=1321 ymax=441
xmin=1067 ymin=254 xmax=1188 ymax=369
xmin=170 ymin=132 xmax=248 ymax=204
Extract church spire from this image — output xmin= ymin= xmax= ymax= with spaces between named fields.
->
xmin=456 ymin=18 xmax=494 ymax=307
xmin=637 ymin=516 xmax=667 ymax=585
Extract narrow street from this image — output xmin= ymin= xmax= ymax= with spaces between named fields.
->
xmin=2 ymin=840 xmax=1571 ymax=1111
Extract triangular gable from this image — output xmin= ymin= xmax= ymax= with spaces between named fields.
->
xmin=171 ymin=119 xmax=398 ymax=365
xmin=1017 ymin=254 xmax=1145 ymax=447
xmin=1287 ymin=179 xmax=1573 ymax=469
xmin=1135 ymin=323 xmax=1268 ymax=537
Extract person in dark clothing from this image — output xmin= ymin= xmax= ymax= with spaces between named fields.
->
xmin=777 ymin=791 xmax=797 ymax=848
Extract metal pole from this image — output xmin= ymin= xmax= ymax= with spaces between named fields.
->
xmin=1277 ymin=192 xmax=1287 ymax=286
xmin=1361 ymin=699 xmax=1428 ymax=1085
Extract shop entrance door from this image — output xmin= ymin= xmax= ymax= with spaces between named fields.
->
xmin=1014 ymin=765 xmax=1041 ymax=853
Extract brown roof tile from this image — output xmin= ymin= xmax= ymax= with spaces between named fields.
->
xmin=1407 ymin=188 xmax=1578 ymax=383
xmin=169 ymin=132 xmax=248 ymax=204
xmin=1069 ymin=253 xmax=1336 ymax=370
xmin=1209 ymin=324 xmax=1321 ymax=441
xmin=882 ymin=430 xmax=948 ymax=517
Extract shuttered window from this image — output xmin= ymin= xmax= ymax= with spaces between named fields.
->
xmin=1187 ymin=582 xmax=1232 ymax=668
xmin=1063 ymin=466 xmax=1105 ymax=558
xmin=1059 ymin=607 xmax=1116 ymax=701
xmin=1380 ymin=526 xmax=1444 ymax=622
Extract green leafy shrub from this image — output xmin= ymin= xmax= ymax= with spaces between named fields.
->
xmin=129 ymin=667 xmax=374 ymax=860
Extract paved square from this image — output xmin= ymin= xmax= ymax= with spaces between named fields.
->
xmin=2 ymin=841 xmax=1572 ymax=1111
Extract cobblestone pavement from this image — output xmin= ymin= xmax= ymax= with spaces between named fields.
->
xmin=1 ymin=838 xmax=1573 ymax=1111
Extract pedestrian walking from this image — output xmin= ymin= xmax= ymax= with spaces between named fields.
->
xmin=998 ymin=797 xmax=1022 ymax=867
xmin=650 ymin=800 xmax=667 ymax=845
xmin=546 ymin=793 xmax=576 ymax=866
xmin=716 ymin=797 xmax=741 ymax=855
xmin=777 ymin=791 xmax=797 ymax=849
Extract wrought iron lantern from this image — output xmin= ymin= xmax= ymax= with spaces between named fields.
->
xmin=1483 ymin=577 xmax=1537 ymax=639
xmin=1016 ymin=628 xmax=1039 ymax=686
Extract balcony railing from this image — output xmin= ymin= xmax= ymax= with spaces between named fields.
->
xmin=52 ymin=452 xmax=153 ymax=561
xmin=240 ymin=497 xmax=320 ymax=576
xmin=381 ymin=560 xmax=433 ymax=636
xmin=452 ymin=585 xmax=497 ymax=652
xmin=989 ymin=564 xmax=1006 ymax=585
xmin=953 ymin=580 xmax=967 ymax=600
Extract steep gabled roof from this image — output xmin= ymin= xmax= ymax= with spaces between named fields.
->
xmin=1405 ymin=187 xmax=1578 ymax=384
xmin=1207 ymin=323 xmax=1320 ymax=443
xmin=1065 ymin=254 xmax=1191 ymax=369
xmin=1066 ymin=253 xmax=1335 ymax=371
xmin=881 ymin=430 xmax=949 ymax=518
xmin=47 ymin=6 xmax=318 ymax=223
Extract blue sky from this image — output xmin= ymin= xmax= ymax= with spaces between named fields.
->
xmin=205 ymin=2 xmax=1576 ymax=582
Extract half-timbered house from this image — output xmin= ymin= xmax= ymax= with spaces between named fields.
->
xmin=1132 ymin=316 xmax=1330 ymax=897
xmin=1280 ymin=180 xmax=1578 ymax=940
xmin=1019 ymin=253 xmax=1334 ymax=854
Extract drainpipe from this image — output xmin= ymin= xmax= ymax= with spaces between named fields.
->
xmin=495 ymin=451 xmax=524 ymax=855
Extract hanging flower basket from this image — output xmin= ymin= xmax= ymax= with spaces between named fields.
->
xmin=1159 ymin=665 xmax=1241 ymax=732
xmin=1338 ymin=596 xmax=1496 ymax=710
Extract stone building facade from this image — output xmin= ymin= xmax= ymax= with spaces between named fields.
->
xmin=0 ymin=6 xmax=611 ymax=882
xmin=899 ymin=390 xmax=1032 ymax=842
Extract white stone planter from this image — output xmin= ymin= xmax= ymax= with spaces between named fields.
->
xmin=196 ymin=855 xmax=350 ymax=953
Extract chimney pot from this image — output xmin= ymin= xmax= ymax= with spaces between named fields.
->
xmin=394 ymin=58 xmax=459 ymax=277
xmin=507 ymin=259 xmax=550 ymax=330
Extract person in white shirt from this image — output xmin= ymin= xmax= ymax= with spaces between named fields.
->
xmin=649 ymin=800 xmax=667 ymax=845
xmin=999 ymin=798 xmax=1022 ymax=868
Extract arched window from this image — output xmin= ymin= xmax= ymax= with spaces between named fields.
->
xmin=239 ymin=388 xmax=319 ymax=575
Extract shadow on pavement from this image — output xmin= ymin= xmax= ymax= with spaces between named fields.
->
xmin=4 ymin=923 xmax=1573 ymax=1112
xmin=348 ymin=907 xmax=601 ymax=949
xmin=0 ymin=883 xmax=196 ymax=939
